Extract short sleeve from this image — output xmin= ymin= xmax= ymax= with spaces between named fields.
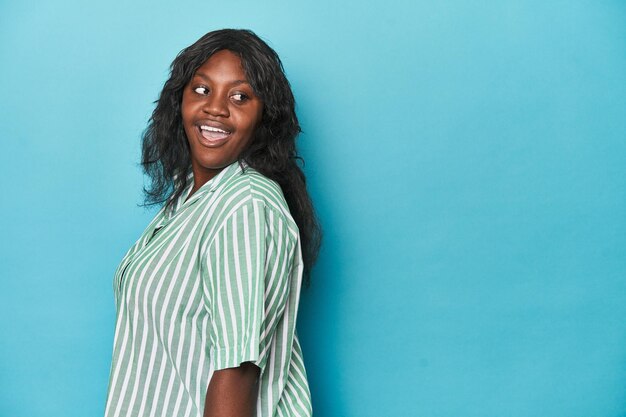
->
xmin=202 ymin=199 xmax=296 ymax=372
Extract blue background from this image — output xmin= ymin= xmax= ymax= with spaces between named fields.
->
xmin=1 ymin=1 xmax=625 ymax=416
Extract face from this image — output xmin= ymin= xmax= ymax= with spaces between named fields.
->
xmin=181 ymin=49 xmax=263 ymax=186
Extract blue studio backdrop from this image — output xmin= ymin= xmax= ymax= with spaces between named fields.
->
xmin=1 ymin=1 xmax=625 ymax=416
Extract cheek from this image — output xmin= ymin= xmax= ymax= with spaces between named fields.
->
xmin=181 ymin=98 xmax=191 ymax=125
xmin=182 ymin=120 xmax=194 ymax=143
xmin=247 ymin=105 xmax=263 ymax=134
xmin=180 ymin=90 xmax=198 ymax=123
xmin=181 ymin=107 xmax=197 ymax=140
xmin=237 ymin=110 xmax=262 ymax=137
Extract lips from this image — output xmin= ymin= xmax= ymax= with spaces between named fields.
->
xmin=196 ymin=121 xmax=232 ymax=146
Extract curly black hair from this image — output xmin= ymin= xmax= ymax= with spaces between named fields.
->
xmin=141 ymin=28 xmax=321 ymax=281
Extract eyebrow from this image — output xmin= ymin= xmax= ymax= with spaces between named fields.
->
xmin=192 ymin=72 xmax=250 ymax=86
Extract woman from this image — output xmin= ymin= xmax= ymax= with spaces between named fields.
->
xmin=104 ymin=29 xmax=321 ymax=417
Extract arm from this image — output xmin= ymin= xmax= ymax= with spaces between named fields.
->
xmin=204 ymin=362 xmax=260 ymax=417
xmin=202 ymin=200 xmax=295 ymax=416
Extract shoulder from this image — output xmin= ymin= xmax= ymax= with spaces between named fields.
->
xmin=211 ymin=165 xmax=298 ymax=237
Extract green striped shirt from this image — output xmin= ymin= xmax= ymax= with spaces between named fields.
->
xmin=104 ymin=161 xmax=312 ymax=417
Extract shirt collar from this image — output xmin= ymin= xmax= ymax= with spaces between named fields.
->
xmin=167 ymin=160 xmax=247 ymax=217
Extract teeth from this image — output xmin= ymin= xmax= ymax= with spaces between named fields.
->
xmin=200 ymin=125 xmax=229 ymax=134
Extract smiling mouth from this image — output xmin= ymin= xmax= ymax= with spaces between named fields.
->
xmin=198 ymin=125 xmax=232 ymax=145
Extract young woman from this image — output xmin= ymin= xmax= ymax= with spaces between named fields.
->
xmin=104 ymin=29 xmax=321 ymax=417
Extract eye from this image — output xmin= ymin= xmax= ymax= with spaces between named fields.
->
xmin=231 ymin=93 xmax=249 ymax=103
xmin=193 ymin=86 xmax=209 ymax=95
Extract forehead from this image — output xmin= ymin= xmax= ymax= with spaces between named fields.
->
xmin=192 ymin=50 xmax=248 ymax=81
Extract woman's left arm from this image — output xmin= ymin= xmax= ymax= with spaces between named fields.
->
xmin=201 ymin=199 xmax=296 ymax=416
xmin=204 ymin=362 xmax=260 ymax=417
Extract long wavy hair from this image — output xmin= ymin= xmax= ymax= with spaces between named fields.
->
xmin=141 ymin=28 xmax=321 ymax=281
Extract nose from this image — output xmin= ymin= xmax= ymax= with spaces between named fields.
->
xmin=202 ymin=92 xmax=229 ymax=118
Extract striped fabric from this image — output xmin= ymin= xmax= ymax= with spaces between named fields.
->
xmin=104 ymin=161 xmax=312 ymax=417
